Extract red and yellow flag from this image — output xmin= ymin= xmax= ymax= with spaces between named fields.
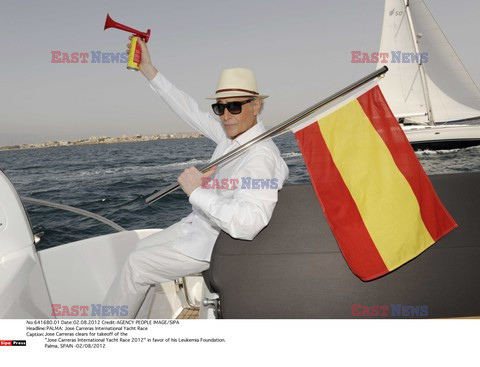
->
xmin=292 ymin=84 xmax=457 ymax=281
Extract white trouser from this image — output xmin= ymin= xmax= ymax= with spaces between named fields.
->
xmin=103 ymin=222 xmax=210 ymax=318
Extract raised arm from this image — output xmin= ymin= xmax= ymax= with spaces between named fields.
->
xmin=129 ymin=37 xmax=225 ymax=143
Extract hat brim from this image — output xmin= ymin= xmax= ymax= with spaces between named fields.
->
xmin=206 ymin=91 xmax=269 ymax=100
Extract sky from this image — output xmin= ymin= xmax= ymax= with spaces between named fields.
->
xmin=1 ymin=0 xmax=479 ymax=146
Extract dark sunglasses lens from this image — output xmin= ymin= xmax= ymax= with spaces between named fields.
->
xmin=212 ymin=103 xmax=225 ymax=115
xmin=212 ymin=99 xmax=252 ymax=116
xmin=226 ymin=102 xmax=242 ymax=114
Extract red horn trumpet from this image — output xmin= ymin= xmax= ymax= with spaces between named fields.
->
xmin=104 ymin=13 xmax=151 ymax=71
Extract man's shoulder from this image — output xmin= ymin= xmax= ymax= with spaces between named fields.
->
xmin=247 ymin=139 xmax=282 ymax=156
xmin=240 ymin=140 xmax=286 ymax=172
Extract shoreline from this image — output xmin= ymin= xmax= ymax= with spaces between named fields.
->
xmin=0 ymin=133 xmax=205 ymax=152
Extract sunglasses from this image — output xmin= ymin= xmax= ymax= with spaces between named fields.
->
xmin=211 ymin=99 xmax=254 ymax=116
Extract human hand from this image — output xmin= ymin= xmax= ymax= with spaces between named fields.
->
xmin=126 ymin=36 xmax=158 ymax=80
xmin=177 ymin=166 xmax=217 ymax=196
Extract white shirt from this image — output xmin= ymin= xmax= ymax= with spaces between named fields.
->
xmin=149 ymin=73 xmax=289 ymax=261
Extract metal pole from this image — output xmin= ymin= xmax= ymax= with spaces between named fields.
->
xmin=146 ymin=66 xmax=389 ymax=205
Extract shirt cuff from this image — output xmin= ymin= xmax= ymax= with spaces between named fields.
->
xmin=189 ymin=187 xmax=217 ymax=214
xmin=149 ymin=72 xmax=166 ymax=91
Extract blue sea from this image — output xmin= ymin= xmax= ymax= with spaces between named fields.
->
xmin=1 ymin=133 xmax=479 ymax=250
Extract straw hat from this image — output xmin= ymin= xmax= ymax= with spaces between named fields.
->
xmin=207 ymin=67 xmax=269 ymax=99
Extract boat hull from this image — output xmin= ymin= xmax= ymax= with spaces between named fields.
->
xmin=37 ymin=229 xmax=204 ymax=319
xmin=403 ymin=124 xmax=480 ymax=150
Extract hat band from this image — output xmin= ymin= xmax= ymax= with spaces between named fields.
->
xmin=215 ymin=88 xmax=259 ymax=95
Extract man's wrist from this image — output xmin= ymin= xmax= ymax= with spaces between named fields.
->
xmin=141 ymin=64 xmax=158 ymax=80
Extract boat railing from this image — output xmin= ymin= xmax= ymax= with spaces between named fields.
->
xmin=20 ymin=196 xmax=126 ymax=233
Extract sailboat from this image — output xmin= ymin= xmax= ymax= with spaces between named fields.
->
xmin=377 ymin=0 xmax=480 ymax=150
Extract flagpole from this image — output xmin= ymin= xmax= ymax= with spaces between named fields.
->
xmin=145 ymin=66 xmax=388 ymax=205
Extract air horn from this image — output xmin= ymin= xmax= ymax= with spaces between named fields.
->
xmin=104 ymin=13 xmax=151 ymax=71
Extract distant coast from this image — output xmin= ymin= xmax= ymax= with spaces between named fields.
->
xmin=0 ymin=133 xmax=205 ymax=151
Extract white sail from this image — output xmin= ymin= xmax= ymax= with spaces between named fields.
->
xmin=378 ymin=0 xmax=480 ymax=124
xmin=378 ymin=0 xmax=428 ymax=122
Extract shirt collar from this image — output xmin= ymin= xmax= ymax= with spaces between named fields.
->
xmin=232 ymin=119 xmax=267 ymax=146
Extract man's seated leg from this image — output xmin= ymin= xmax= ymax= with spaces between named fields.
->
xmin=103 ymin=223 xmax=209 ymax=318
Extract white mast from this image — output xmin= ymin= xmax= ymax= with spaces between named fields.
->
xmin=404 ymin=0 xmax=434 ymax=124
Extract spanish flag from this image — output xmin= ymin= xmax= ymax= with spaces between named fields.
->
xmin=292 ymin=83 xmax=457 ymax=281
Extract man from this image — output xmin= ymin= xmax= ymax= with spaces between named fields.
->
xmin=104 ymin=38 xmax=289 ymax=318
